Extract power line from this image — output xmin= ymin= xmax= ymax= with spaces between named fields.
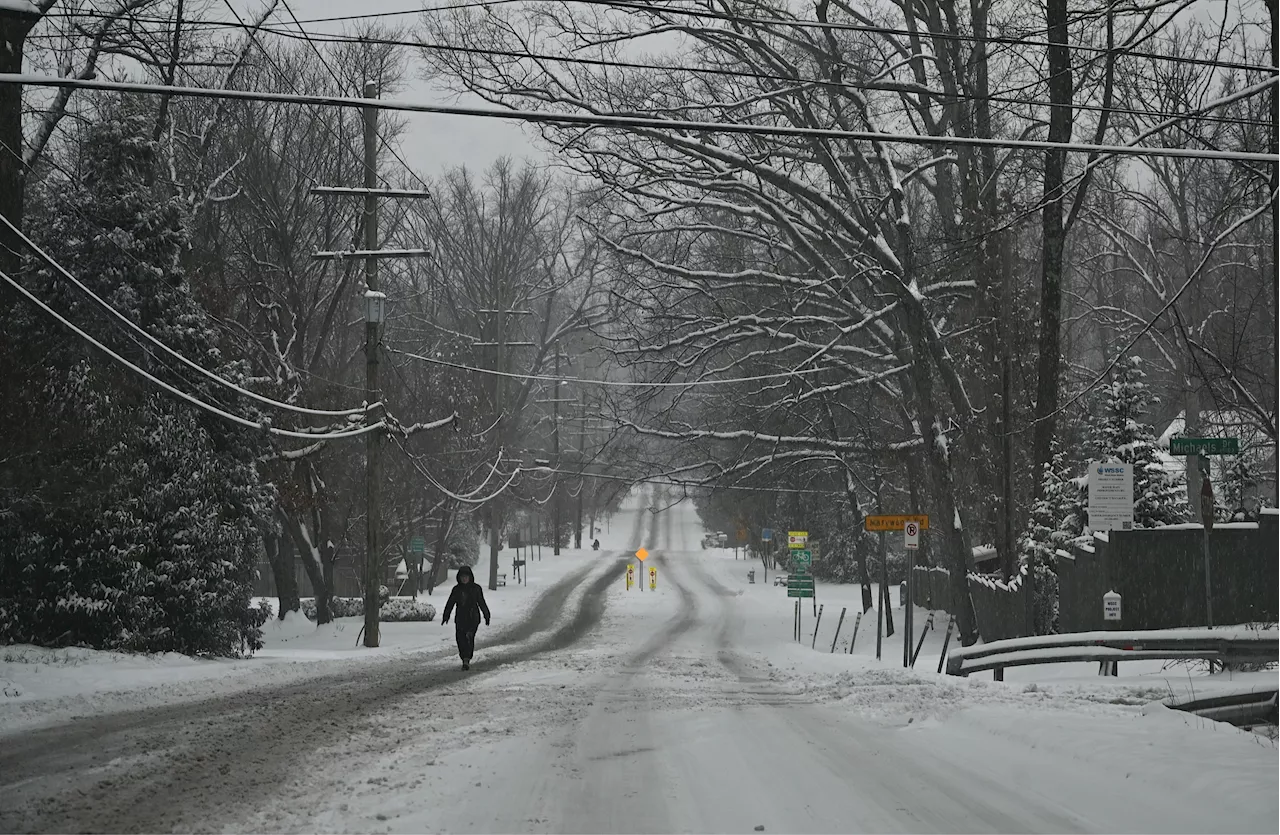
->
xmin=4 ymin=73 xmax=1274 ymax=162
xmin=393 ymin=347 xmax=849 ymax=387
xmin=0 ymin=268 xmax=386 ymax=440
xmin=216 ymin=0 xmax=388 ymax=189
xmin=30 ymin=7 xmax=1271 ymax=129
xmin=578 ymin=0 xmax=1278 ymax=73
xmin=276 ymin=0 xmax=433 ymax=196
xmin=0 ymin=211 xmax=374 ymax=419
xmin=172 ymin=23 xmax=1264 ymax=129
xmin=44 ymin=1 xmax=1278 ymax=72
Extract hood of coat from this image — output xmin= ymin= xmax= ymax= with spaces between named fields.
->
xmin=456 ymin=566 xmax=475 ymax=584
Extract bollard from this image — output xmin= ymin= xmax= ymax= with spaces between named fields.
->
xmin=830 ymin=607 xmax=847 ymax=653
xmin=936 ymin=615 xmax=953 ymax=674
xmin=812 ymin=604 xmax=824 ymax=649
xmin=847 ymin=611 xmax=863 ymax=654
xmin=910 ymin=612 xmax=934 ymax=667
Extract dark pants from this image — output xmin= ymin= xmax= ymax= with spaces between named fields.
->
xmin=455 ymin=623 xmax=477 ymax=660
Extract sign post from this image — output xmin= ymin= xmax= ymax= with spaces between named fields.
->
xmin=1168 ymin=438 xmax=1236 ymax=629
xmin=1200 ymin=470 xmax=1215 ymax=629
xmin=1101 ymin=590 xmax=1122 ymax=676
xmin=864 ymin=515 xmax=925 ymax=661
xmin=409 ymin=535 xmax=426 ymax=594
xmin=903 ymin=521 xmax=919 ymax=668
xmin=761 ymin=528 xmax=772 ymax=585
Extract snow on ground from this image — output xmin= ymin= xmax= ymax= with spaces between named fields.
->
xmin=238 ymin=497 xmax=1277 ymax=835
xmin=702 ymin=543 xmax=1277 ymax=707
xmin=0 ymin=495 xmax=647 ymax=735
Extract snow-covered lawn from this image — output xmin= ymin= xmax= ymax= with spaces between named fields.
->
xmin=700 ymin=544 xmax=1278 ymax=707
xmin=0 ymin=499 xmax=648 ymax=735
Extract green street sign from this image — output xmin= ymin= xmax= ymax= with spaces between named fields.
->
xmin=791 ymin=549 xmax=813 ymax=569
xmin=787 ymin=587 xmax=815 ymax=598
xmin=1169 ymin=437 xmax=1239 ymax=456
xmin=409 ymin=536 xmax=426 ymax=554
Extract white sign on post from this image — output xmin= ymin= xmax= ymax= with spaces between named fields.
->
xmin=904 ymin=521 xmax=919 ymax=550
xmin=1088 ymin=462 xmax=1134 ymax=531
xmin=1103 ymin=590 xmax=1122 ymax=621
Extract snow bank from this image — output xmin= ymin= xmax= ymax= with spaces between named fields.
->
xmin=1 ymin=500 xmax=648 ymax=734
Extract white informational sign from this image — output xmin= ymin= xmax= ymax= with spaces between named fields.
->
xmin=787 ymin=531 xmax=808 ymax=548
xmin=1088 ymin=462 xmax=1134 ymax=531
xmin=904 ymin=521 xmax=920 ymax=550
xmin=1103 ymin=590 xmax=1122 ymax=621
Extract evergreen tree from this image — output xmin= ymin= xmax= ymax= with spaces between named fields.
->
xmin=0 ymin=109 xmax=270 ymax=655
xmin=1091 ymin=357 xmax=1188 ymax=527
xmin=1018 ymin=451 xmax=1085 ymax=634
xmin=1222 ymin=456 xmax=1258 ymax=521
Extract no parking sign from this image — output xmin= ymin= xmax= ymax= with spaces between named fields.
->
xmin=904 ymin=521 xmax=920 ymax=550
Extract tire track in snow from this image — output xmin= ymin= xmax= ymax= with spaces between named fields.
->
xmin=0 ymin=509 xmax=649 ymax=834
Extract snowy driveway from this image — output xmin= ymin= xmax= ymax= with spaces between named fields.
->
xmin=2 ymin=497 xmax=1276 ymax=834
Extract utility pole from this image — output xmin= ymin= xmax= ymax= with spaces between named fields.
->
xmin=574 ymin=398 xmax=587 ymax=549
xmin=0 ymin=3 xmax=41 ymax=279
xmin=552 ymin=349 xmax=561 ymax=555
xmin=311 ymin=80 xmax=431 ymax=648
xmin=1269 ymin=0 xmax=1280 ymax=504
xmin=361 ymin=81 xmax=381 ymax=650
xmin=475 ymin=308 xmax=533 ymax=589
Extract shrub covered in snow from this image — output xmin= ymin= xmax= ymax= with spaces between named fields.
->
xmin=300 ymin=597 xmax=436 ymax=622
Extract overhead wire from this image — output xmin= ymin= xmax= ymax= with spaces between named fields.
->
xmin=43 ymin=0 xmax=1278 ymax=72
xmin=142 ymin=24 xmax=1264 ymax=129
xmin=0 ymin=268 xmax=386 ymax=440
xmin=0 ymin=211 xmax=374 ymax=419
xmin=28 ymin=11 xmax=1273 ymax=127
xmin=276 ymin=0 xmax=434 ymax=195
xmin=3 ymin=73 xmax=1274 ymax=162
xmin=393 ymin=347 xmax=847 ymax=387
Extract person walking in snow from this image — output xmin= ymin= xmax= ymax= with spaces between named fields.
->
xmin=441 ymin=565 xmax=490 ymax=670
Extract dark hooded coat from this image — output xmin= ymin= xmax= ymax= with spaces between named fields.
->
xmin=442 ymin=566 xmax=490 ymax=628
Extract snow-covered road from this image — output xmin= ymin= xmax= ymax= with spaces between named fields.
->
xmin=2 ymin=493 xmax=1275 ymax=834
xmin=246 ymin=498 xmax=1278 ymax=834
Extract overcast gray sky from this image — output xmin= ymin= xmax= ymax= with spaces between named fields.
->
xmin=254 ymin=0 xmax=549 ymax=176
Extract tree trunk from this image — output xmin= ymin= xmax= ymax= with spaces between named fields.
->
xmin=1030 ymin=0 xmax=1074 ymax=498
xmin=898 ymin=302 xmax=978 ymax=645
xmin=487 ymin=502 xmax=501 ymax=591
xmin=1185 ymin=377 xmax=1203 ymax=509
xmin=0 ymin=10 xmax=38 ymax=278
xmin=265 ymin=515 xmax=301 ymax=619
xmin=426 ymin=509 xmax=451 ymax=595
xmin=284 ymin=515 xmax=333 ymax=624
xmin=843 ymin=472 xmax=875 ymax=612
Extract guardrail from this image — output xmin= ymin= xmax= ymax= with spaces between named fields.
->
xmin=945 ymin=627 xmax=1279 ymax=677
xmin=1164 ymin=686 xmax=1279 ymax=727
